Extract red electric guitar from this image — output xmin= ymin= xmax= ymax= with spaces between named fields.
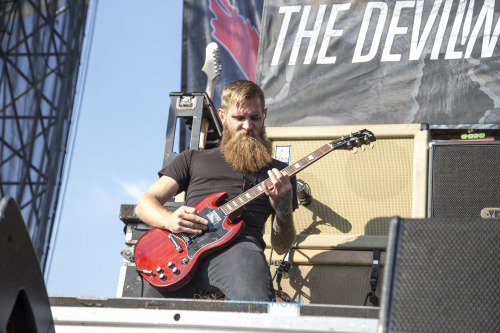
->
xmin=133 ymin=129 xmax=376 ymax=291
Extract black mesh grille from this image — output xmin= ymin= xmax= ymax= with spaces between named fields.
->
xmin=387 ymin=218 xmax=500 ymax=333
xmin=430 ymin=143 xmax=500 ymax=218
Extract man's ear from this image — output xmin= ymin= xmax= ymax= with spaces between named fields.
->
xmin=263 ymin=108 xmax=268 ymax=120
xmin=218 ymin=108 xmax=225 ymax=122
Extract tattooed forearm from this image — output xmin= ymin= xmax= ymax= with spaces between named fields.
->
xmin=271 ymin=209 xmax=296 ymax=255
xmin=266 ymin=170 xmax=296 ymax=255
xmin=273 ymin=191 xmax=292 ymax=219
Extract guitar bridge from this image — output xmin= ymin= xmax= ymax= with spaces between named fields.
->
xmin=168 ymin=234 xmax=184 ymax=253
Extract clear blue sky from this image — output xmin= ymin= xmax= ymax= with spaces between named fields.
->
xmin=46 ymin=0 xmax=184 ymax=297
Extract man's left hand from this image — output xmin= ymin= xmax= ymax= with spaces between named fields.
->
xmin=263 ymin=168 xmax=293 ymax=219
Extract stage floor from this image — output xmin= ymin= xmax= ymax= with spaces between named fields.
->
xmin=50 ymin=296 xmax=379 ymax=332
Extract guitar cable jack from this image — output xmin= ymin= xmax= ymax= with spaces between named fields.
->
xmin=136 ymin=268 xmax=154 ymax=276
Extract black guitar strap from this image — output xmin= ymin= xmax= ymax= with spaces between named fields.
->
xmin=242 ymin=172 xmax=259 ymax=191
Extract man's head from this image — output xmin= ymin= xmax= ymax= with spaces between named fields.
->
xmin=218 ymin=80 xmax=267 ymax=136
xmin=218 ymin=80 xmax=272 ymax=173
xmin=220 ymin=79 xmax=265 ymax=111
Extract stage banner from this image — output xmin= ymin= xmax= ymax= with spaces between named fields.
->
xmin=256 ymin=0 xmax=500 ymax=126
xmin=182 ymin=0 xmax=264 ymax=108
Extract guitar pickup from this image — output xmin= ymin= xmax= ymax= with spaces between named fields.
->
xmin=178 ymin=233 xmax=193 ymax=244
xmin=168 ymin=234 xmax=183 ymax=253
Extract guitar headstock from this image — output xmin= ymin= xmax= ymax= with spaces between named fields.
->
xmin=331 ymin=129 xmax=376 ymax=152
xmin=201 ymin=42 xmax=222 ymax=86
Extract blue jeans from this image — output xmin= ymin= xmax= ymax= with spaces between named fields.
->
xmin=141 ymin=235 xmax=275 ymax=301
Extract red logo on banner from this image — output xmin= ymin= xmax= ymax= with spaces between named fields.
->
xmin=209 ymin=0 xmax=260 ymax=81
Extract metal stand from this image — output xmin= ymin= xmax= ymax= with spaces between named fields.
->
xmin=162 ymin=92 xmax=222 ymax=168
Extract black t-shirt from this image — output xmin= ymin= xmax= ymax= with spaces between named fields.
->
xmin=158 ymin=147 xmax=298 ymax=243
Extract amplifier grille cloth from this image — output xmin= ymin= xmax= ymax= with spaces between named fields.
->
xmin=431 ymin=144 xmax=500 ymax=217
xmin=265 ymin=138 xmax=415 ymax=238
xmin=270 ymin=264 xmax=384 ymax=306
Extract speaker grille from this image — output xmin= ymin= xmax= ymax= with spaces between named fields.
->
xmin=270 ymin=264 xmax=383 ymax=306
xmin=430 ymin=142 xmax=500 ymax=218
xmin=386 ymin=218 xmax=500 ymax=333
xmin=267 ymin=138 xmax=415 ymax=238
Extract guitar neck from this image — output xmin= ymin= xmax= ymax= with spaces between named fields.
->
xmin=199 ymin=42 xmax=221 ymax=150
xmin=205 ymin=79 xmax=216 ymax=100
xmin=219 ymin=141 xmax=335 ymax=216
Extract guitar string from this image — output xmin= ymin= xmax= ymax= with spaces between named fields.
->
xmin=220 ymin=142 xmax=336 ymax=215
xmin=219 ymin=130 xmax=373 ymax=215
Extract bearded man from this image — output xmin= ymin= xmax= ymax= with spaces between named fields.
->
xmin=135 ymin=80 xmax=297 ymax=300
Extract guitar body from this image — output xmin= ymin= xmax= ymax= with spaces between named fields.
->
xmin=134 ymin=192 xmax=244 ymax=291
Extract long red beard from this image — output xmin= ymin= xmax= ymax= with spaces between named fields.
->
xmin=219 ymin=123 xmax=273 ymax=174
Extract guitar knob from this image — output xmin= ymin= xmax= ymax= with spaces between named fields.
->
xmin=172 ymin=267 xmax=180 ymax=275
xmin=159 ymin=273 xmax=167 ymax=281
xmin=156 ymin=267 xmax=164 ymax=273
xmin=167 ymin=261 xmax=174 ymax=269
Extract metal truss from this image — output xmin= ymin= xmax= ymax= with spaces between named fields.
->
xmin=0 ymin=0 xmax=91 ymax=271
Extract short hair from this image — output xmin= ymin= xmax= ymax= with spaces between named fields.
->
xmin=220 ymin=80 xmax=265 ymax=111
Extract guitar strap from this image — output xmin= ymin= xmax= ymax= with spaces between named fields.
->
xmin=242 ymin=172 xmax=260 ymax=191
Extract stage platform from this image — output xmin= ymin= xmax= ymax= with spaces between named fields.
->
xmin=49 ymin=296 xmax=379 ymax=332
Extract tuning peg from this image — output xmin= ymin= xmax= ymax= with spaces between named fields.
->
xmin=352 ymin=147 xmax=358 ymax=154
xmin=362 ymin=145 xmax=367 ymax=151
xmin=370 ymin=142 xmax=375 ymax=149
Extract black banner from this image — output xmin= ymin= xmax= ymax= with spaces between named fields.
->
xmin=256 ymin=0 xmax=500 ymax=126
xmin=182 ymin=0 xmax=264 ymax=108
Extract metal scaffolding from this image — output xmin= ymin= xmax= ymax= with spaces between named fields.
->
xmin=0 ymin=0 xmax=91 ymax=271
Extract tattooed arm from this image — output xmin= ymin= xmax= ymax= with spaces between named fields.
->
xmin=264 ymin=168 xmax=296 ymax=255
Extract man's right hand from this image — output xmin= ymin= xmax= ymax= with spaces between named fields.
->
xmin=165 ymin=206 xmax=208 ymax=234
xmin=135 ymin=175 xmax=209 ymax=235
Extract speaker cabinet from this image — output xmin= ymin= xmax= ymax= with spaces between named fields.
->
xmin=263 ymin=124 xmax=429 ymax=305
xmin=0 ymin=197 xmax=54 ymax=333
xmin=379 ymin=216 xmax=500 ymax=333
xmin=267 ymin=248 xmax=386 ymax=306
xmin=428 ymin=141 xmax=500 ymax=218
xmin=264 ymin=124 xmax=429 ymax=249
